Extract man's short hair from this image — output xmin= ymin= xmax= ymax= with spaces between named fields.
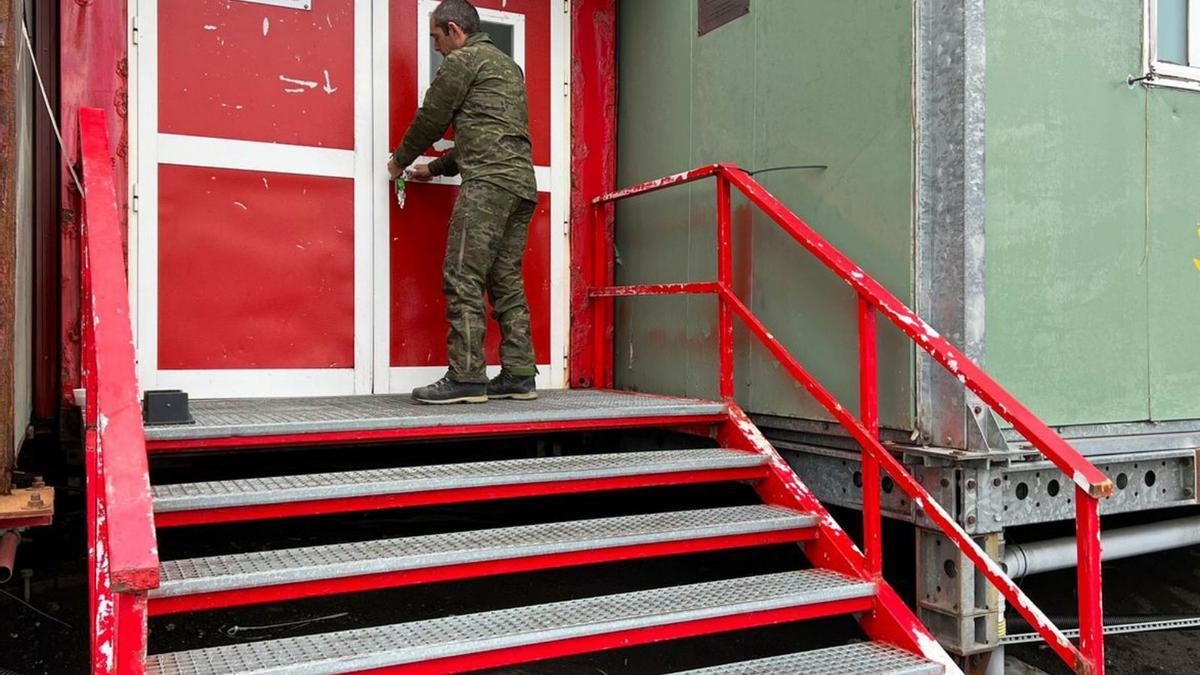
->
xmin=432 ymin=0 xmax=480 ymax=35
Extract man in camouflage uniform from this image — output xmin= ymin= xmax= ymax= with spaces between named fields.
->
xmin=388 ymin=0 xmax=539 ymax=404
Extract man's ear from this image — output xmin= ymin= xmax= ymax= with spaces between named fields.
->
xmin=448 ymin=21 xmax=466 ymax=40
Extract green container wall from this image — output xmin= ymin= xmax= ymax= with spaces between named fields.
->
xmin=614 ymin=0 xmax=917 ymax=428
xmin=986 ymin=0 xmax=1200 ymax=425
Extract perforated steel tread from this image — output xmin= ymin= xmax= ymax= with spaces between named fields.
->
xmin=152 ymin=448 xmax=764 ymax=513
xmin=666 ymin=642 xmax=943 ymax=675
xmin=147 ymin=570 xmax=875 ymax=675
xmin=151 ymin=505 xmax=816 ymax=597
xmin=144 ymin=389 xmax=725 ymax=441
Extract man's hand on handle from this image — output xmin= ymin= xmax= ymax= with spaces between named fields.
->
xmin=387 ymin=157 xmax=433 ymax=182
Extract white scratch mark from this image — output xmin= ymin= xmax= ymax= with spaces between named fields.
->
xmin=263 ymin=17 xmax=270 ymax=37
xmin=233 ymin=201 xmax=247 ymax=210
xmin=203 ymin=25 xmax=218 ymax=31
xmin=283 ymin=88 xmax=307 ymax=94
xmin=327 ymin=15 xmax=333 ymax=29
xmin=323 ymin=69 xmax=338 ymax=94
xmin=279 ymin=74 xmax=319 ymax=89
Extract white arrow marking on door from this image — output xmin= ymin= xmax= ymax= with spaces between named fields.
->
xmin=323 ymin=69 xmax=338 ymax=94
xmin=279 ymin=75 xmax=318 ymax=89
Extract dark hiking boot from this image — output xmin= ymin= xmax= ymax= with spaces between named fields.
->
xmin=412 ymin=376 xmax=488 ymax=405
xmin=486 ymin=371 xmax=538 ymax=400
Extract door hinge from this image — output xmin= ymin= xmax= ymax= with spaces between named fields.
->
xmin=563 ymin=0 xmax=570 ymax=14
xmin=132 ymin=184 xmax=140 ymax=213
xmin=131 ymin=15 xmax=140 ymax=46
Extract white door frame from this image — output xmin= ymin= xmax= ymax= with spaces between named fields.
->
xmin=132 ymin=0 xmax=375 ymax=399
xmin=371 ymin=0 xmax=570 ymax=394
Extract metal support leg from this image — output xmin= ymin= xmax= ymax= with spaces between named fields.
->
xmin=916 ymin=528 xmax=1001 ymax=656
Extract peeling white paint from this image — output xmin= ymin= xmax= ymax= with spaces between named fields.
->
xmin=279 ymin=74 xmax=318 ymax=89
xmin=263 ymin=18 xmax=270 ymax=37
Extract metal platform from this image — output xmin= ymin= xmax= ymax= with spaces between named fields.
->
xmin=152 ymin=448 xmax=765 ymax=514
xmin=152 ymin=506 xmax=815 ymax=598
xmin=147 ymin=570 xmax=876 ymax=675
xmin=666 ymin=642 xmax=942 ymax=675
xmin=143 ymin=389 xmax=726 ymax=443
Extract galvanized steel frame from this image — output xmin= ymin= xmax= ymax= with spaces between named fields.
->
xmin=914 ymin=0 xmax=989 ymax=452
xmin=589 ymin=164 xmax=1110 ymax=673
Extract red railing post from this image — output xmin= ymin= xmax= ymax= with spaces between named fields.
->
xmin=1076 ymin=492 xmax=1105 ymax=674
xmin=716 ymin=176 xmax=734 ymax=401
xmin=857 ymin=296 xmax=882 ymax=577
xmin=589 ymin=202 xmax=612 ymax=389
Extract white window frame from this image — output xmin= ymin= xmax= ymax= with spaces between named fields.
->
xmin=1143 ymin=0 xmax=1200 ymax=91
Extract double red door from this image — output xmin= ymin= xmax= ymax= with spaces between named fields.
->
xmin=135 ymin=0 xmax=566 ymax=398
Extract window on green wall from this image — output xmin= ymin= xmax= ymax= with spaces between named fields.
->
xmin=1146 ymin=0 xmax=1200 ymax=88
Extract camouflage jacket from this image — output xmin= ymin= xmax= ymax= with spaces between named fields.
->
xmin=393 ymin=32 xmax=537 ymax=202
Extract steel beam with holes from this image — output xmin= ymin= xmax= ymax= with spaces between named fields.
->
xmin=145 ymin=414 xmax=725 ymax=454
xmin=154 ymin=465 xmax=768 ymax=528
xmin=354 ymin=601 xmax=875 ymax=675
xmin=149 ymin=528 xmax=816 ymax=616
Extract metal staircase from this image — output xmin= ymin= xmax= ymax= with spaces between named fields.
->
xmin=79 ymin=106 xmax=1110 ymax=674
xmin=139 ymin=394 xmax=950 ymax=674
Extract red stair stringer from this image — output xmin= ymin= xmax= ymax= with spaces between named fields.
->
xmin=718 ymin=404 xmax=959 ymax=673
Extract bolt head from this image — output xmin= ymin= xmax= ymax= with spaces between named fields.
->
xmin=993 ymin=478 xmax=1003 ymax=487
xmin=966 ymin=479 xmax=977 ymax=490
xmin=940 ymin=478 xmax=951 ymax=488
xmin=967 ymin=515 xmax=977 ymax=525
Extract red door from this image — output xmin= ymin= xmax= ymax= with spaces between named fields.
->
xmin=136 ymin=0 xmax=372 ymax=398
xmin=134 ymin=0 xmax=566 ymax=398
xmin=375 ymin=0 xmax=567 ymax=393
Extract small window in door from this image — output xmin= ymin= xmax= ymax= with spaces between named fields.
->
xmin=418 ymin=0 xmax=526 ymax=105
xmin=430 ymin=21 xmax=516 ymax=75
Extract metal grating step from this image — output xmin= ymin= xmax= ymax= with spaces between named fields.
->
xmin=666 ymin=642 xmax=943 ymax=675
xmin=147 ymin=570 xmax=876 ymax=675
xmin=152 ymin=505 xmax=816 ymax=598
xmin=152 ymin=448 xmax=765 ymax=513
xmin=144 ymin=389 xmax=726 ymax=442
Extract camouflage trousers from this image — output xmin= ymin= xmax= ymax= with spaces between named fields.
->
xmin=443 ymin=181 xmax=538 ymax=384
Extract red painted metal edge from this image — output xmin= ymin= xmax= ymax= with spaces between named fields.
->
xmin=591 ymin=164 xmax=724 ymax=205
xmin=153 ymin=466 xmax=769 ymax=528
xmin=569 ymin=0 xmax=617 ymax=389
xmin=721 ymin=291 xmax=1091 ymax=671
xmin=149 ymin=528 xmax=816 ymax=616
xmin=716 ymin=407 xmax=956 ymax=670
xmin=589 ymin=282 xmax=720 ymax=298
xmin=145 ymin=414 xmax=725 ymax=454
xmin=721 ymin=167 xmax=1112 ymax=499
xmin=80 ymin=107 xmax=159 ymax=593
xmin=354 ymin=598 xmax=876 ymax=675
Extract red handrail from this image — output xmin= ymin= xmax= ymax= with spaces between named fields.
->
xmin=80 ymin=107 xmax=158 ymax=674
xmin=589 ymin=163 xmax=1108 ymax=674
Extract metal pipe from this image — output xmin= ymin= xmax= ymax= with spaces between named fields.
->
xmin=0 ymin=531 xmax=20 ymax=583
xmin=1005 ymin=515 xmax=1200 ymax=578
